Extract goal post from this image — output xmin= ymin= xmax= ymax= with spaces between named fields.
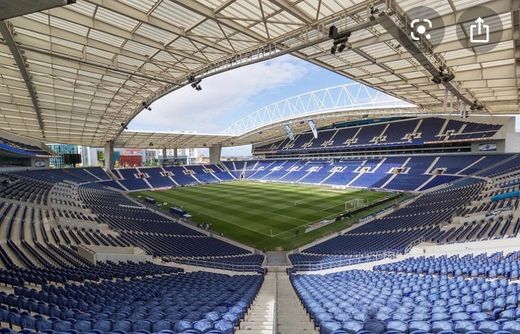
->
xmin=344 ymin=198 xmax=365 ymax=212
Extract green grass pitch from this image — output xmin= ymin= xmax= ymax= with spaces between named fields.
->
xmin=131 ymin=181 xmax=393 ymax=251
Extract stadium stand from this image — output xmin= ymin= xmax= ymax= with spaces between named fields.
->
xmin=254 ymin=118 xmax=502 ymax=155
xmin=224 ymin=154 xmax=518 ymax=192
xmin=0 ymin=136 xmax=52 ymax=157
xmin=2 ymin=1 xmax=520 ymax=333
xmin=0 ymin=165 xmax=266 ymax=333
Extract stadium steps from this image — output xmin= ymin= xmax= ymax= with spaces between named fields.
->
xmin=237 ymin=272 xmax=276 ymax=334
xmin=276 ymin=272 xmax=318 ymax=334
xmin=0 ymin=242 xmax=23 ymax=268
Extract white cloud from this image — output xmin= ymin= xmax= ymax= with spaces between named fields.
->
xmin=129 ymin=55 xmax=308 ymax=134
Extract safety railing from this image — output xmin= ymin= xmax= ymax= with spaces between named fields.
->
xmin=404 ymin=237 xmax=425 ymax=253
xmin=289 ymin=251 xmax=396 ymax=272
xmin=166 ymin=257 xmax=265 ymax=274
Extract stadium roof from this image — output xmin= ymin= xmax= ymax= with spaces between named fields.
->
xmin=115 ymin=130 xmax=234 ymax=149
xmin=0 ymin=0 xmax=518 ymax=148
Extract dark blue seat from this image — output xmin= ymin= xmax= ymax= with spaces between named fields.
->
xmin=21 ymin=313 xmax=36 ymax=329
xmin=73 ymin=320 xmax=92 ymax=332
xmin=93 ymin=319 xmax=112 ymax=332
xmin=113 ymin=320 xmax=132 ymax=332
xmin=152 ymin=320 xmax=171 ymax=332
xmin=133 ymin=320 xmax=152 ymax=332
xmin=54 ymin=320 xmax=73 ymax=332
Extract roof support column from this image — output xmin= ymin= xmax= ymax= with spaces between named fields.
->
xmin=161 ymin=148 xmax=167 ymax=164
xmin=104 ymin=141 xmax=114 ymax=170
xmin=209 ymin=144 xmax=222 ymax=164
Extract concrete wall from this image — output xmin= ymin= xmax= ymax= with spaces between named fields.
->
xmin=466 ymin=116 xmax=520 ymax=153
xmin=77 ymin=245 xmax=152 ymax=264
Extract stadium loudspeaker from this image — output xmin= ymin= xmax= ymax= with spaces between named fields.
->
xmin=283 ymin=123 xmax=294 ymax=141
xmin=308 ymin=120 xmax=318 ymax=139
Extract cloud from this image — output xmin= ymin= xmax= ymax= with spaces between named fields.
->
xmin=129 ymin=55 xmax=309 ymax=134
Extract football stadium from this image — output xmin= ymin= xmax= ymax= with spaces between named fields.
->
xmin=0 ymin=1 xmax=519 ymax=334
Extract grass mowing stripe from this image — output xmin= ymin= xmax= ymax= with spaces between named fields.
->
xmin=150 ymin=188 xmax=308 ymax=234
xmin=145 ymin=191 xmax=277 ymax=235
xmin=131 ymin=181 xmax=395 ymax=250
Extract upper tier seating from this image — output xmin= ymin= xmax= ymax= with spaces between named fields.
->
xmin=139 ymin=167 xmax=175 ymax=188
xmin=0 ymin=137 xmax=52 ymax=157
xmin=12 ymin=167 xmax=110 ymax=184
xmin=291 ymin=269 xmax=520 ymax=334
xmin=255 ymin=117 xmax=502 ymax=154
xmin=164 ymin=166 xmax=199 ymax=186
xmin=116 ymin=168 xmax=151 ymax=191
xmin=227 ymin=154 xmax=518 ymax=192
xmin=374 ymin=251 xmax=520 ymax=279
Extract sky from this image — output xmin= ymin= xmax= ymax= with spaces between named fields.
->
xmin=129 ymin=55 xmax=353 ymax=157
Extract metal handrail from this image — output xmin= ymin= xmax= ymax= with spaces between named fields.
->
xmin=273 ymin=272 xmax=278 ymax=334
xmin=404 ymin=237 xmax=424 ymax=253
xmin=290 ymin=251 xmax=396 ymax=272
xmin=168 ymin=257 xmax=265 ymax=273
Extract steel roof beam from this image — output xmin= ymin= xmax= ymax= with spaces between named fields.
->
xmin=84 ymin=0 xmax=233 ymax=54
xmin=268 ymin=0 xmax=314 ymax=24
xmin=48 ymin=7 xmax=209 ymax=65
xmin=378 ymin=9 xmax=480 ymax=111
xmin=0 ymin=22 xmax=46 ymax=138
xmin=0 ymin=0 xmax=75 ymax=20
xmin=170 ymin=0 xmax=267 ymax=42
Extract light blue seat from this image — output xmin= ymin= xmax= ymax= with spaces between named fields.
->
xmin=321 ymin=320 xmax=342 ymax=334
xmin=432 ymin=321 xmax=453 ymax=333
xmin=454 ymin=320 xmax=476 ymax=333
xmin=502 ymin=321 xmax=520 ymax=334
xmin=213 ymin=319 xmax=233 ymax=334
xmin=478 ymin=321 xmax=500 ymax=334
xmin=342 ymin=320 xmax=364 ymax=334
xmin=193 ymin=319 xmax=212 ymax=333
xmin=408 ymin=321 xmax=431 ymax=333
xmin=174 ymin=320 xmax=192 ymax=333
xmin=386 ymin=320 xmax=407 ymax=333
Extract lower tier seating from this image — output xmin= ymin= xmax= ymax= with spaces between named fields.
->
xmin=292 ymin=269 xmax=520 ymax=334
xmin=374 ymin=251 xmax=520 ymax=280
xmin=1 ymin=271 xmax=262 ymax=334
